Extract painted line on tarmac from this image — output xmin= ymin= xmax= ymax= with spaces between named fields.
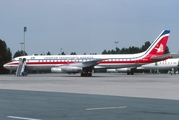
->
xmin=85 ymin=106 xmax=127 ymax=111
xmin=7 ymin=116 xmax=41 ymax=120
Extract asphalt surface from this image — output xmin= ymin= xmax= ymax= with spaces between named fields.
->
xmin=0 ymin=73 xmax=179 ymax=120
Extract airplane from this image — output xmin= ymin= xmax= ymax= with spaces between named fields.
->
xmin=107 ymin=58 xmax=179 ymax=75
xmin=3 ymin=30 xmax=171 ymax=77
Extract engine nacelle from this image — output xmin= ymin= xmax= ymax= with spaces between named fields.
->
xmin=51 ymin=66 xmax=82 ymax=73
xmin=51 ymin=67 xmax=62 ymax=73
xmin=61 ymin=66 xmax=82 ymax=73
xmin=106 ymin=69 xmax=117 ymax=73
xmin=116 ymin=68 xmax=131 ymax=72
xmin=107 ymin=68 xmax=132 ymax=73
xmin=116 ymin=68 xmax=136 ymax=75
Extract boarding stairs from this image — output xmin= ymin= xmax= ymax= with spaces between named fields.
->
xmin=16 ymin=58 xmax=26 ymax=76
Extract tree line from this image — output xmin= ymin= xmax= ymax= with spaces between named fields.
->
xmin=102 ymin=41 xmax=169 ymax=54
xmin=0 ymin=39 xmax=12 ymax=73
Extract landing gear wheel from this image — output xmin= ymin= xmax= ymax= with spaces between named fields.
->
xmin=131 ymin=71 xmax=134 ymax=75
xmin=81 ymin=72 xmax=92 ymax=77
xmin=127 ymin=71 xmax=134 ymax=75
xmin=88 ymin=73 xmax=92 ymax=76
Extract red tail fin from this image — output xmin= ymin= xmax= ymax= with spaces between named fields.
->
xmin=144 ymin=30 xmax=170 ymax=57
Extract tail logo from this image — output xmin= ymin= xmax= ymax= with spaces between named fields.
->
xmin=155 ymin=44 xmax=164 ymax=53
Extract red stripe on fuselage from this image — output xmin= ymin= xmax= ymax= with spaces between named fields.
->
xmin=7 ymin=60 xmax=154 ymax=66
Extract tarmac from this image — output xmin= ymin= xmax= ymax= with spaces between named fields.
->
xmin=0 ymin=73 xmax=179 ymax=120
xmin=0 ymin=73 xmax=179 ymax=100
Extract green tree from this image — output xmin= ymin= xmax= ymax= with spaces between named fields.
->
xmin=141 ymin=41 xmax=151 ymax=52
xmin=0 ymin=39 xmax=12 ymax=74
xmin=128 ymin=46 xmax=140 ymax=53
xmin=102 ymin=50 xmax=108 ymax=54
xmin=110 ymin=49 xmax=116 ymax=54
xmin=101 ymin=41 xmax=170 ymax=54
xmin=115 ymin=47 xmax=120 ymax=54
xmin=47 ymin=51 xmax=51 ymax=55
xmin=70 ymin=52 xmax=77 ymax=55
xmin=119 ymin=48 xmax=128 ymax=54
xmin=61 ymin=52 xmax=66 ymax=55
xmin=13 ymin=50 xmax=27 ymax=58
xmin=107 ymin=50 xmax=111 ymax=54
xmin=165 ymin=46 xmax=170 ymax=54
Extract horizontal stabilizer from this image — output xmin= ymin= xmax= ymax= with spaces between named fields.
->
xmin=150 ymin=54 xmax=171 ymax=61
xmin=169 ymin=53 xmax=179 ymax=58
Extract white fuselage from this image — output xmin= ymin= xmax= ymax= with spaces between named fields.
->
xmin=4 ymin=52 xmax=151 ymax=71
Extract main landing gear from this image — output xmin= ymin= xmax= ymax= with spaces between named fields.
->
xmin=81 ymin=69 xmax=92 ymax=77
xmin=127 ymin=71 xmax=134 ymax=75
xmin=127 ymin=70 xmax=134 ymax=75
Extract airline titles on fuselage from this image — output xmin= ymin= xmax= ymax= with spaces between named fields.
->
xmin=30 ymin=56 xmax=94 ymax=60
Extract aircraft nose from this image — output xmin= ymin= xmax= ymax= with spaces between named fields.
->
xmin=3 ymin=63 xmax=9 ymax=69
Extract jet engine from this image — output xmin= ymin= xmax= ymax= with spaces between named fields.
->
xmin=51 ymin=67 xmax=62 ymax=73
xmin=51 ymin=66 xmax=82 ymax=73
xmin=116 ymin=68 xmax=131 ymax=72
xmin=116 ymin=68 xmax=135 ymax=75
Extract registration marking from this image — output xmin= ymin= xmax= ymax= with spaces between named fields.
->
xmin=86 ymin=106 xmax=127 ymax=111
xmin=7 ymin=116 xmax=41 ymax=120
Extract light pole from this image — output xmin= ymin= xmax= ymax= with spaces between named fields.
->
xmin=114 ymin=41 xmax=119 ymax=48
xmin=20 ymin=42 xmax=24 ymax=50
xmin=24 ymin=27 xmax=27 ymax=55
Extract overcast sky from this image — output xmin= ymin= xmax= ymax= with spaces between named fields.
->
xmin=0 ymin=0 xmax=179 ymax=55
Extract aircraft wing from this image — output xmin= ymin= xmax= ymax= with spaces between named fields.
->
xmin=53 ymin=58 xmax=105 ymax=67
xmin=51 ymin=58 xmax=105 ymax=74
xmin=74 ymin=58 xmax=105 ymax=68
